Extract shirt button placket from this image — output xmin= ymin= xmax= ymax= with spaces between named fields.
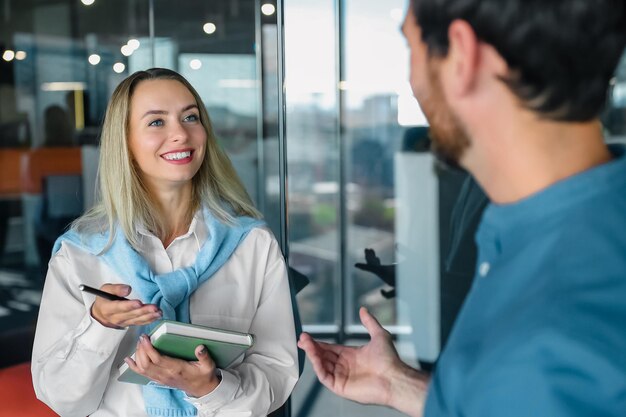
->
xmin=478 ymin=261 xmax=490 ymax=278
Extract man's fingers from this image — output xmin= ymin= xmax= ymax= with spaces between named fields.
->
xmin=307 ymin=348 xmax=333 ymax=386
xmin=359 ymin=306 xmax=387 ymax=338
xmin=298 ymin=332 xmax=320 ymax=355
xmin=320 ymin=347 xmax=340 ymax=363
xmin=299 ymin=333 xmax=351 ymax=393
xmin=299 ymin=333 xmax=346 ymax=357
xmin=323 ymin=359 xmax=335 ymax=374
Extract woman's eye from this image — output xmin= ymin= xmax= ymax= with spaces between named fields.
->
xmin=148 ymin=119 xmax=164 ymax=127
xmin=184 ymin=114 xmax=199 ymax=122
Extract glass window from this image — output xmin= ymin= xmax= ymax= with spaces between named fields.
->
xmin=1 ymin=2 xmax=152 ymax=336
xmin=340 ymin=0 xmax=452 ymax=364
xmin=341 ymin=0 xmax=410 ymax=332
xmin=283 ymin=0 xmax=340 ymax=330
xmin=0 ymin=0 xmax=266 ymax=349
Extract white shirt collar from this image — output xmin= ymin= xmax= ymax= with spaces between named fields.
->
xmin=134 ymin=208 xmax=208 ymax=252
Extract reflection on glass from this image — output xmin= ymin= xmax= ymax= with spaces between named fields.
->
xmin=284 ymin=0 xmax=339 ymax=328
xmin=342 ymin=0 xmax=412 ymax=333
xmin=180 ymin=53 xmax=259 ymax=203
xmin=154 ymin=0 xmax=261 ymax=206
xmin=341 ymin=0 xmax=480 ymax=366
xmin=0 ymin=0 xmax=264 ymax=341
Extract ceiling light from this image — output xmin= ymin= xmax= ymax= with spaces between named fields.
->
xmin=121 ymin=44 xmax=134 ymax=56
xmin=41 ymin=82 xmax=87 ymax=91
xmin=127 ymin=39 xmax=140 ymax=50
xmin=189 ymin=59 xmax=202 ymax=70
xmin=88 ymin=54 xmax=101 ymax=65
xmin=15 ymin=51 xmax=27 ymax=60
xmin=113 ymin=62 xmax=126 ymax=73
xmin=203 ymin=23 xmax=217 ymax=34
xmin=261 ymin=4 xmax=276 ymax=16
xmin=81 ymin=0 xmax=95 ymax=5
xmin=2 ymin=50 xmax=15 ymax=61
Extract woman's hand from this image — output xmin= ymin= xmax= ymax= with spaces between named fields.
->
xmin=90 ymin=283 xmax=162 ymax=328
xmin=125 ymin=335 xmax=221 ymax=397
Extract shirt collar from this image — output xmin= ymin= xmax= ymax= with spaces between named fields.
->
xmin=482 ymin=144 xmax=626 ymax=230
xmin=477 ymin=144 xmax=626 ymax=254
xmin=134 ymin=208 xmax=208 ymax=251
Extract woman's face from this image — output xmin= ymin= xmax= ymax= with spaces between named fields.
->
xmin=128 ymin=79 xmax=207 ymax=193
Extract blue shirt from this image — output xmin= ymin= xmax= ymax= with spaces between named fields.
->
xmin=425 ymin=145 xmax=626 ymax=417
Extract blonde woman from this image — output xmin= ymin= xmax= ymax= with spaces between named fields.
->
xmin=31 ymin=68 xmax=299 ymax=417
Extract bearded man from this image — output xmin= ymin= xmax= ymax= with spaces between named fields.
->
xmin=298 ymin=1 xmax=626 ymax=416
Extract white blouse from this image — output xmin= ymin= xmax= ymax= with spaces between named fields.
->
xmin=31 ymin=211 xmax=299 ymax=417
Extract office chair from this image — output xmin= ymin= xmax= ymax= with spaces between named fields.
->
xmin=20 ymin=147 xmax=82 ymax=266
xmin=35 ymin=174 xmax=83 ymax=264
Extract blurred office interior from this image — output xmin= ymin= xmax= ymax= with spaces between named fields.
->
xmin=0 ymin=0 xmax=625 ymax=416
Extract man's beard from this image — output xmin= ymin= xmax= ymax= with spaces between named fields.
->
xmin=421 ymin=63 xmax=471 ymax=169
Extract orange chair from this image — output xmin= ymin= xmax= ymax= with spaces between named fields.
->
xmin=20 ymin=147 xmax=82 ymax=194
xmin=0 ymin=148 xmax=27 ymax=262
xmin=0 ymin=149 xmax=25 ymax=197
xmin=0 ymin=326 xmax=58 ymax=417
xmin=20 ymin=147 xmax=83 ymax=266
xmin=0 ymin=363 xmax=58 ymax=417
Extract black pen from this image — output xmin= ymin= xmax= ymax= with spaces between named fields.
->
xmin=79 ymin=284 xmax=129 ymax=301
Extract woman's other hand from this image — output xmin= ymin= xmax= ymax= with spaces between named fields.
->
xmin=126 ymin=335 xmax=220 ymax=397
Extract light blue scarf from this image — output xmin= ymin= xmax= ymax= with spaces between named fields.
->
xmin=53 ymin=207 xmax=264 ymax=417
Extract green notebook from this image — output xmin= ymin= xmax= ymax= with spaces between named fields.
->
xmin=117 ymin=320 xmax=254 ymax=385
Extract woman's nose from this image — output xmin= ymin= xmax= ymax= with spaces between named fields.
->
xmin=169 ymin=121 xmax=188 ymax=142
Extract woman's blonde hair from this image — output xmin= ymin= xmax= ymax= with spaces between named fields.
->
xmin=73 ymin=68 xmax=261 ymax=250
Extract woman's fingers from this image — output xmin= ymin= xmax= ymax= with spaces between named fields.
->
xmin=194 ymin=344 xmax=216 ymax=371
xmin=115 ymin=307 xmax=162 ymax=327
xmin=134 ymin=334 xmax=166 ymax=371
xmin=100 ymin=283 xmax=132 ymax=298
xmin=100 ymin=303 xmax=161 ymax=327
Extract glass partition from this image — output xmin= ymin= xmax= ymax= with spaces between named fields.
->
xmin=341 ymin=0 xmax=410 ymax=334
xmin=284 ymin=0 xmax=626 ymax=369
xmin=283 ymin=0 xmax=340 ymax=331
xmin=0 ymin=0 xmax=268 ymax=346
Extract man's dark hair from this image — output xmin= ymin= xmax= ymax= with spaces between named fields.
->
xmin=412 ymin=0 xmax=626 ymax=122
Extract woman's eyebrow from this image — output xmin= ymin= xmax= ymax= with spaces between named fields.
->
xmin=141 ymin=104 xmax=198 ymax=120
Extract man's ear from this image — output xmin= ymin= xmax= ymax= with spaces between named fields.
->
xmin=444 ymin=19 xmax=480 ymax=97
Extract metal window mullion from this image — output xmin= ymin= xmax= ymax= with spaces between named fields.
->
xmin=276 ymin=0 xmax=289 ymax=260
xmin=148 ymin=0 xmax=155 ymax=67
xmin=254 ymin=0 xmax=267 ymax=215
xmin=335 ymin=0 xmax=347 ymax=344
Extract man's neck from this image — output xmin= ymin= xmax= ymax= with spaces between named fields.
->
xmin=464 ymin=116 xmax=611 ymax=205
